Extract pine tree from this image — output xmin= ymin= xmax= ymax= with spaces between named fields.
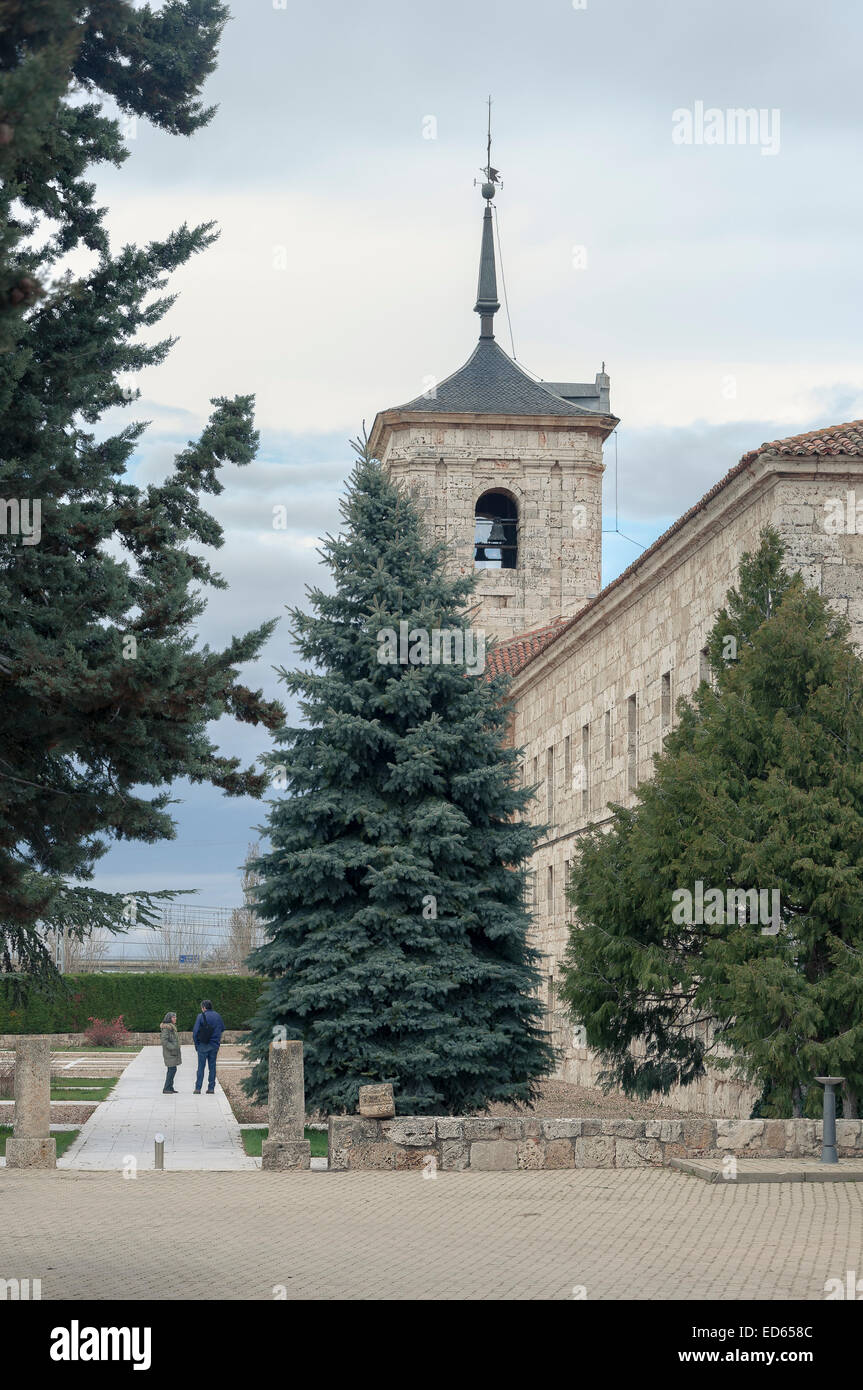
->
xmin=0 ymin=1 xmax=284 ymax=985
xmin=244 ymin=439 xmax=555 ymax=1115
xmin=559 ymin=529 xmax=863 ymax=1118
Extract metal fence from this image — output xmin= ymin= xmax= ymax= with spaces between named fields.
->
xmin=46 ymin=904 xmax=264 ymax=975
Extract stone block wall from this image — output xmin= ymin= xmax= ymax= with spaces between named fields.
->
xmin=510 ymin=449 xmax=863 ymax=1117
xmin=380 ymin=419 xmax=608 ymax=640
xmin=328 ymin=1114 xmax=863 ymax=1171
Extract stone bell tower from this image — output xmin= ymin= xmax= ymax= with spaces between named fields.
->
xmin=368 ymin=135 xmax=618 ymax=643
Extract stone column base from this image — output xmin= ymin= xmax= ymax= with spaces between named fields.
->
xmin=6 ymin=1137 xmax=56 ymax=1169
xmin=261 ymin=1138 xmax=311 ymax=1171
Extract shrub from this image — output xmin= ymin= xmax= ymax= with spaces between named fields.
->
xmin=0 ymin=974 xmax=264 ymax=1033
xmin=83 ymin=1015 xmax=131 ymax=1047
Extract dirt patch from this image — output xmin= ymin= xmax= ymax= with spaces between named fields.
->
xmin=486 ymin=1078 xmax=691 ymax=1121
xmin=219 ymin=1065 xmax=692 ymax=1125
xmin=218 ymin=1067 xmax=267 ymax=1124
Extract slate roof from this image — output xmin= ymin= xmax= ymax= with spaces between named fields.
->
xmin=390 ymin=338 xmax=601 ymax=419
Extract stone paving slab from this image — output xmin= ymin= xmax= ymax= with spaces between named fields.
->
xmin=58 ymin=1046 xmax=256 ymax=1172
xmin=671 ymin=1156 xmax=863 ymax=1183
xmin=3 ymin=1167 xmax=863 ymax=1299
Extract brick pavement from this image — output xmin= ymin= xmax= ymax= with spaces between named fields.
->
xmin=2 ymin=1166 xmax=863 ymax=1300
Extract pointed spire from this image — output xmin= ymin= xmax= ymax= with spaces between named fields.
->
xmin=474 ymin=204 xmax=500 ymax=338
xmin=474 ymin=96 xmax=501 ymax=339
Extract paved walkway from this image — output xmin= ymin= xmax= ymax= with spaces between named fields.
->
xmin=59 ymin=1046 xmax=256 ymax=1172
xmin=3 ymin=1167 xmax=863 ymax=1299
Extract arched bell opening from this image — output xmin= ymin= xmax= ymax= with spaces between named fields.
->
xmin=474 ymin=490 xmax=518 ymax=570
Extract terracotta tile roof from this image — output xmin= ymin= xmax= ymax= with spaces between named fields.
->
xmin=485 ymin=619 xmax=569 ymax=680
xmin=496 ymin=416 xmax=863 ymax=685
xmin=739 ymin=418 xmax=863 ymax=465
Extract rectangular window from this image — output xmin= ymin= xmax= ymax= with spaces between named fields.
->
xmin=547 ymin=864 xmax=554 ymax=912
xmin=604 ymin=708 xmax=612 ymax=766
xmin=546 ymin=746 xmax=555 ymax=817
xmin=563 ymin=859 xmax=571 ymax=912
xmin=661 ymin=670 xmax=672 ymax=732
xmin=581 ymin=723 xmax=590 ymax=816
xmin=524 ymin=870 xmax=536 ymax=909
xmin=564 ymin=734 xmax=571 ymax=790
xmin=627 ymin=694 xmax=638 ymax=793
xmin=546 ymin=973 xmax=556 ymax=1041
xmin=699 ymin=648 xmax=711 ymax=686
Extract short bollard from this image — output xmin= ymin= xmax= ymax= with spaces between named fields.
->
xmin=154 ymin=1132 xmax=165 ymax=1171
xmin=815 ymin=1076 xmax=843 ymax=1164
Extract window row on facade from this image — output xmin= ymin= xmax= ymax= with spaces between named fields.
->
xmin=524 ymin=668 xmax=678 ymax=826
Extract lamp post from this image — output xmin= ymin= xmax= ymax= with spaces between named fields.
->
xmin=814 ymin=1076 xmax=844 ymax=1164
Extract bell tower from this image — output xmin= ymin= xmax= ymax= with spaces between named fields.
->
xmin=368 ymin=119 xmax=618 ymax=642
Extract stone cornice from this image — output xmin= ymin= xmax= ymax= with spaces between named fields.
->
xmin=508 ymin=450 xmax=863 ymax=699
xmin=369 ymin=408 xmax=618 ymax=460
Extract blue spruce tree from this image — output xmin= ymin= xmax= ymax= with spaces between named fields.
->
xmin=245 ymin=438 xmax=555 ymax=1114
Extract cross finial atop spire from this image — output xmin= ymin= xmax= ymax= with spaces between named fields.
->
xmin=475 ymin=95 xmax=501 ymax=339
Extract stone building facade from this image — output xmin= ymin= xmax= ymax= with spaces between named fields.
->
xmin=503 ymin=430 xmax=863 ymax=1116
xmin=370 ymin=179 xmax=863 ymax=1118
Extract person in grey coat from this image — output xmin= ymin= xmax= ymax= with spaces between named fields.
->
xmin=160 ymin=1011 xmax=181 ymax=1093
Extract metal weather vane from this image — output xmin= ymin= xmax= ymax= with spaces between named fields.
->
xmin=477 ymin=95 xmax=502 ymax=195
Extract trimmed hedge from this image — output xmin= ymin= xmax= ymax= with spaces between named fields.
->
xmin=0 ymin=974 xmax=265 ymax=1034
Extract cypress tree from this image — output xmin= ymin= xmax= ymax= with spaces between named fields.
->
xmin=245 ymin=439 xmax=555 ymax=1115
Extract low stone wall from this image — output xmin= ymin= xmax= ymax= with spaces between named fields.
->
xmin=328 ymin=1115 xmax=863 ymax=1171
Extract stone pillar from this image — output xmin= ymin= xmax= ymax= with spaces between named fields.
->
xmin=261 ymin=1040 xmax=310 ymax=1171
xmin=6 ymin=1038 xmax=56 ymax=1168
xmin=816 ymin=1075 xmax=843 ymax=1164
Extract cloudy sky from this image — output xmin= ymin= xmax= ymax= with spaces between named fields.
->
xmin=85 ymin=0 xmax=863 ymax=927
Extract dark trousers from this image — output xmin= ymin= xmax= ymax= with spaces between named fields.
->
xmin=163 ymin=1065 xmax=177 ymax=1093
xmin=195 ymin=1043 xmax=218 ymax=1092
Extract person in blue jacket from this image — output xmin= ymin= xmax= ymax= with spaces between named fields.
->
xmin=192 ymin=999 xmax=225 ymax=1094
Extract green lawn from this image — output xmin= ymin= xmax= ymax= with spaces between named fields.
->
xmin=49 ymin=1076 xmax=118 ymax=1102
xmin=0 ymin=1127 xmax=79 ymax=1157
xmin=242 ymin=1127 xmax=328 ymax=1158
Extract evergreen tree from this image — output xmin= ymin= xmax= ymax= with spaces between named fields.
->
xmin=0 ymin=1 xmax=284 ymax=985
xmin=244 ymin=439 xmax=555 ymax=1115
xmin=0 ymin=0 xmax=226 ymax=350
xmin=559 ymin=529 xmax=863 ymax=1118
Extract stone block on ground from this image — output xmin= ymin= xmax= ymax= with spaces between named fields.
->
xmin=358 ymin=1083 xmax=395 ymax=1118
xmin=440 ymin=1139 xmax=469 ymax=1170
xmin=544 ymin=1139 xmax=576 ymax=1169
xmin=382 ymin=1117 xmax=435 ymax=1147
xmin=261 ymin=1138 xmax=311 ymax=1171
xmin=469 ymin=1139 xmax=518 ymax=1171
xmin=574 ymin=1135 xmax=615 ymax=1168
xmin=6 ymin=1136 xmax=57 ymax=1168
